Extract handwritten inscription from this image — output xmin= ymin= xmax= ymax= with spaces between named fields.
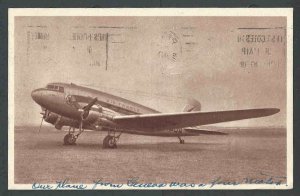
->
xmin=127 ymin=177 xmax=167 ymax=188
xmin=32 ymin=179 xmax=87 ymax=190
xmin=32 ymin=182 xmax=53 ymax=190
xmin=31 ymin=173 xmax=286 ymax=190
xmin=92 ymin=179 xmax=123 ymax=189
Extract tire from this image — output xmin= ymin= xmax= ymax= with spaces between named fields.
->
xmin=103 ymin=135 xmax=117 ymax=149
xmin=102 ymin=135 xmax=110 ymax=148
xmin=64 ymin=134 xmax=76 ymax=145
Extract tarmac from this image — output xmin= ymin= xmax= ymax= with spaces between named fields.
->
xmin=14 ymin=126 xmax=286 ymax=185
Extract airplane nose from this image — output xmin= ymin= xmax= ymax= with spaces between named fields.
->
xmin=31 ymin=89 xmax=42 ymax=104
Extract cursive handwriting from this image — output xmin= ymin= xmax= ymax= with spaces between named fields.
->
xmin=92 ymin=179 xmax=123 ymax=189
xmin=31 ymin=172 xmax=287 ymax=190
xmin=32 ymin=179 xmax=87 ymax=190
xmin=127 ymin=177 xmax=167 ymax=188
xmin=55 ymin=179 xmax=87 ymax=190
xmin=32 ymin=182 xmax=53 ymax=190
xmin=210 ymin=177 xmax=240 ymax=188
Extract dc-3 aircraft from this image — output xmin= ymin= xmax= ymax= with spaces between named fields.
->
xmin=31 ymin=82 xmax=280 ymax=148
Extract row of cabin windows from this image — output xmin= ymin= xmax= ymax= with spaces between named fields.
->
xmin=46 ymin=85 xmax=64 ymax=93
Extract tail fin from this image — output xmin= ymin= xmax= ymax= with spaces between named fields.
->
xmin=182 ymin=98 xmax=201 ymax=112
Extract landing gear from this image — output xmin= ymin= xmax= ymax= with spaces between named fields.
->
xmin=178 ymin=136 xmax=185 ymax=144
xmin=63 ymin=126 xmax=84 ymax=145
xmin=103 ymin=130 xmax=121 ymax=149
xmin=64 ymin=133 xmax=76 ymax=145
xmin=63 ymin=97 xmax=96 ymax=146
xmin=103 ymin=135 xmax=117 ymax=148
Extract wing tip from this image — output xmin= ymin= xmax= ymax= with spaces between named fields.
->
xmin=266 ymin=108 xmax=280 ymax=115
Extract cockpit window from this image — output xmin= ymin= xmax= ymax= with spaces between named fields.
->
xmin=46 ymin=84 xmax=64 ymax=93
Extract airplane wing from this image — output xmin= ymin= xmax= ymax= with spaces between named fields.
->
xmin=113 ymin=108 xmax=279 ymax=131
xmin=184 ymin=127 xmax=228 ymax=135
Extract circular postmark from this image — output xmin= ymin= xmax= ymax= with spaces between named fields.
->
xmin=157 ymin=31 xmax=183 ymax=77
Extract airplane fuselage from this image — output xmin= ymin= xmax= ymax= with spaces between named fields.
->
xmin=31 ymin=82 xmax=196 ymax=136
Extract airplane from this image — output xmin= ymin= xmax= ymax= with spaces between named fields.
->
xmin=31 ymin=82 xmax=280 ymax=148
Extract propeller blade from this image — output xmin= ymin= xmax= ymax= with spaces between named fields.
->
xmin=83 ymin=97 xmax=98 ymax=112
xmin=79 ymin=98 xmax=98 ymax=120
xmin=38 ymin=117 xmax=44 ymax=133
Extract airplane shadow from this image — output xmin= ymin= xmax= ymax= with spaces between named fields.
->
xmin=118 ymin=142 xmax=226 ymax=152
xmin=32 ymin=141 xmax=226 ymax=153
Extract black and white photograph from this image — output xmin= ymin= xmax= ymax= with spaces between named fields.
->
xmin=8 ymin=8 xmax=293 ymax=190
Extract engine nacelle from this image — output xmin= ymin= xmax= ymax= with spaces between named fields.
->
xmin=95 ymin=107 xmax=118 ymax=128
xmin=44 ymin=111 xmax=58 ymax=124
xmin=44 ymin=111 xmax=77 ymax=130
xmin=82 ymin=110 xmax=100 ymax=123
xmin=44 ymin=105 xmax=118 ymax=130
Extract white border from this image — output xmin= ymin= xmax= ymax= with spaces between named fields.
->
xmin=8 ymin=8 xmax=293 ymax=190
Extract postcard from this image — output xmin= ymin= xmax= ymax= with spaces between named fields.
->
xmin=8 ymin=8 xmax=293 ymax=190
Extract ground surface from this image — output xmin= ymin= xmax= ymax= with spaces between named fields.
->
xmin=14 ymin=126 xmax=286 ymax=184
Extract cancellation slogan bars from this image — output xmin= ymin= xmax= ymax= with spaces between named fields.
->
xmin=25 ymin=24 xmax=131 ymax=72
xmin=72 ymin=32 xmax=109 ymax=69
xmin=237 ymin=27 xmax=286 ymax=70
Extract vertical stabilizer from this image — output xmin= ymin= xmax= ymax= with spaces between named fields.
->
xmin=182 ymin=98 xmax=201 ymax=112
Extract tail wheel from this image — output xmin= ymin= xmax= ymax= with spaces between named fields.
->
xmin=64 ymin=133 xmax=76 ymax=145
xmin=178 ymin=136 xmax=185 ymax=144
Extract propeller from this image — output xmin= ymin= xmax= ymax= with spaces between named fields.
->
xmin=38 ymin=117 xmax=44 ymax=133
xmin=38 ymin=109 xmax=47 ymax=133
xmin=78 ymin=97 xmax=98 ymax=134
xmin=80 ymin=97 xmax=98 ymax=120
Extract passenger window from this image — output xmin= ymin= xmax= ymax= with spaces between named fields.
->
xmin=47 ymin=85 xmax=54 ymax=89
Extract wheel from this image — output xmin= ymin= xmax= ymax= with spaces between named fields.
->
xmin=64 ymin=134 xmax=76 ymax=145
xmin=102 ymin=135 xmax=111 ymax=148
xmin=103 ymin=135 xmax=117 ymax=149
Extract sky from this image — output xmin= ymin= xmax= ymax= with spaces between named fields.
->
xmin=14 ymin=16 xmax=287 ymax=127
